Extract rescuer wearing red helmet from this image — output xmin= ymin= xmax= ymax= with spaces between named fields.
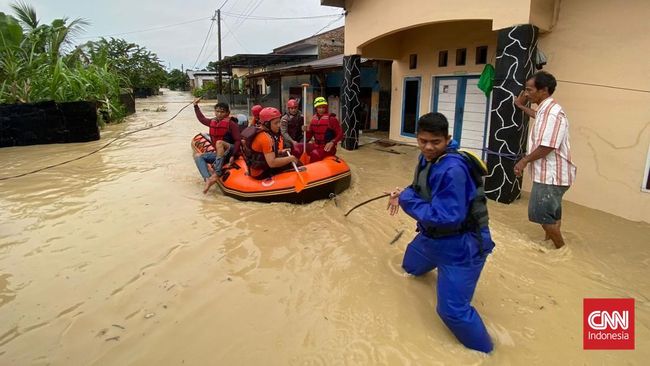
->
xmin=241 ymin=107 xmax=297 ymax=180
xmin=250 ymin=104 xmax=263 ymax=127
xmin=280 ymin=98 xmax=304 ymax=155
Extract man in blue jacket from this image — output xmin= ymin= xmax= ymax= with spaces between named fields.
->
xmin=387 ymin=112 xmax=494 ymax=353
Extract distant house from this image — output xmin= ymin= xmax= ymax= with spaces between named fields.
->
xmin=272 ymin=26 xmax=344 ymax=59
xmin=186 ymin=70 xmax=218 ymax=90
xmin=247 ymin=54 xmax=391 ymax=132
xmin=212 ymin=27 xmax=345 ymax=107
xmin=321 ymin=0 xmax=650 ymax=223
xmin=213 ymin=26 xmax=391 ymax=133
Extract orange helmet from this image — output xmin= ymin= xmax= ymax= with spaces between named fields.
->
xmin=259 ymin=107 xmax=281 ymax=123
xmin=286 ymin=99 xmax=299 ymax=108
xmin=251 ymin=104 xmax=263 ymax=118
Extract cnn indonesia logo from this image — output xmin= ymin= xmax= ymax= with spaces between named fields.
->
xmin=583 ymin=298 xmax=635 ymax=350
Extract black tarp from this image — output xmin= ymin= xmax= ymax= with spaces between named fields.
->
xmin=0 ymin=100 xmax=99 ymax=147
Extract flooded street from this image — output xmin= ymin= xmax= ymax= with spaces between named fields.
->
xmin=1 ymin=90 xmax=648 ymax=365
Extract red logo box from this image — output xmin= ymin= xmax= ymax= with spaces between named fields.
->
xmin=583 ymin=298 xmax=634 ymax=350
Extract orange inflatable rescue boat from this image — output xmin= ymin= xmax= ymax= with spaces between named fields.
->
xmin=191 ymin=133 xmax=351 ymax=203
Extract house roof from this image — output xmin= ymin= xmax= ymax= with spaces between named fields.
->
xmin=273 ymin=26 xmax=344 ymax=54
xmin=246 ymin=54 xmax=369 ymax=78
xmin=187 ymin=71 xmax=217 ymax=76
xmin=211 ymin=54 xmax=318 ymax=70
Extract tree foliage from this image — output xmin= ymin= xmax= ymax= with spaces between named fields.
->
xmin=167 ymin=69 xmax=189 ymax=91
xmin=79 ymin=37 xmax=167 ymax=91
xmin=0 ymin=2 xmax=168 ymax=122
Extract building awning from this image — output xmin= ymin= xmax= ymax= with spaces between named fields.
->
xmin=247 ymin=54 xmax=369 ymax=78
xmin=320 ymin=0 xmax=345 ymax=8
xmin=211 ymin=54 xmax=318 ymax=69
xmin=188 ymin=71 xmax=217 ymax=76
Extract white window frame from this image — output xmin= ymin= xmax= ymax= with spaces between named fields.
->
xmin=642 ymin=143 xmax=650 ymax=192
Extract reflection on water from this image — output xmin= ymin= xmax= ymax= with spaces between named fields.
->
xmin=0 ymin=90 xmax=648 ymax=365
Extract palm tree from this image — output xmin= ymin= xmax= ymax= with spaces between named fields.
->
xmin=9 ymin=1 xmax=39 ymax=30
xmin=10 ymin=1 xmax=89 ymax=61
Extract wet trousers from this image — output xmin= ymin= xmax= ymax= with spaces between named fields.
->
xmin=291 ymin=143 xmax=336 ymax=163
xmin=402 ymin=233 xmax=493 ymax=353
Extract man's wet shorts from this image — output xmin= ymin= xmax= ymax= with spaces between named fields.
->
xmin=528 ymin=182 xmax=570 ymax=225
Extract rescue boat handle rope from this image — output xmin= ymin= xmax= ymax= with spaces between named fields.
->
xmin=344 ymin=193 xmax=390 ymax=217
xmin=0 ymin=101 xmax=193 ymax=181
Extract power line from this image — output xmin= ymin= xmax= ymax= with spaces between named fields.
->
xmin=196 ymin=16 xmax=249 ymax=67
xmin=221 ymin=12 xmax=345 ymax=20
xmin=312 ymin=13 xmax=345 ymax=36
xmin=220 ymin=0 xmax=264 ymax=48
xmin=78 ymin=17 xmax=210 ymax=39
xmin=197 ymin=42 xmax=219 ymax=68
xmin=192 ymin=14 xmax=216 ymax=70
xmin=222 ymin=17 xmax=249 ymax=53
xmin=218 ymin=0 xmax=230 ymax=10
xmin=224 ymin=0 xmax=255 ymax=30
xmin=233 ymin=0 xmax=264 ymax=29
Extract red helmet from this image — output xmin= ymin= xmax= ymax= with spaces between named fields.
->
xmin=286 ymin=99 xmax=299 ymax=108
xmin=259 ymin=107 xmax=281 ymax=123
xmin=251 ymin=105 xmax=263 ymax=118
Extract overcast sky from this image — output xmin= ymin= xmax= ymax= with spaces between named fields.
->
xmin=0 ymin=0 xmax=345 ymax=70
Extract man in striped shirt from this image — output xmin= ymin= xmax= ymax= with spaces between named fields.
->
xmin=514 ymin=71 xmax=577 ymax=249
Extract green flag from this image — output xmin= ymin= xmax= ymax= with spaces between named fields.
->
xmin=478 ymin=64 xmax=495 ymax=97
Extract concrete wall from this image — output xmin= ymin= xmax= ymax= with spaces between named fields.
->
xmin=336 ymin=0 xmax=650 ymax=222
xmin=342 ymin=0 xmax=546 ymax=55
xmin=530 ymin=0 xmax=650 ymax=222
xmin=318 ymin=27 xmax=345 ymax=59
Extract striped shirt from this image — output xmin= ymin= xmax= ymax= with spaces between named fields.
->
xmin=528 ymin=97 xmax=577 ymax=186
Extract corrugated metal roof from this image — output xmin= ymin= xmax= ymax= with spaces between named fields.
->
xmin=247 ymin=54 xmax=369 ymax=78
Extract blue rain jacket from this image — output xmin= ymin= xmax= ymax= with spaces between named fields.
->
xmin=399 ymin=140 xmax=495 ymax=265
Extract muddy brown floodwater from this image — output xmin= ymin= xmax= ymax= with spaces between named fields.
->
xmin=1 ymin=90 xmax=648 ymax=365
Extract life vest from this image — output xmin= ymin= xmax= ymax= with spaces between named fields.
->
xmin=209 ymin=118 xmax=234 ymax=145
xmin=283 ymin=112 xmax=303 ymax=142
xmin=240 ymin=126 xmax=281 ymax=179
xmin=411 ymin=149 xmax=489 ymax=251
xmin=310 ymin=113 xmax=337 ymax=145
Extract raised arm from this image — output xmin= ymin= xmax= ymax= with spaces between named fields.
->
xmin=514 ymin=91 xmax=537 ymax=119
xmin=194 ymin=105 xmax=213 ymax=127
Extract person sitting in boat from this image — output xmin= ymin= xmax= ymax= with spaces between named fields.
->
xmin=296 ymin=96 xmax=343 ymax=163
xmin=235 ymin=114 xmax=248 ymax=133
xmin=280 ymin=98 xmax=304 ymax=156
xmin=192 ymin=98 xmax=241 ymax=194
xmin=242 ymin=107 xmax=298 ymax=180
xmin=249 ymin=104 xmax=263 ymax=127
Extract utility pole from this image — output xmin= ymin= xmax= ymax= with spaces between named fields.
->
xmin=217 ymin=9 xmax=223 ymax=95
